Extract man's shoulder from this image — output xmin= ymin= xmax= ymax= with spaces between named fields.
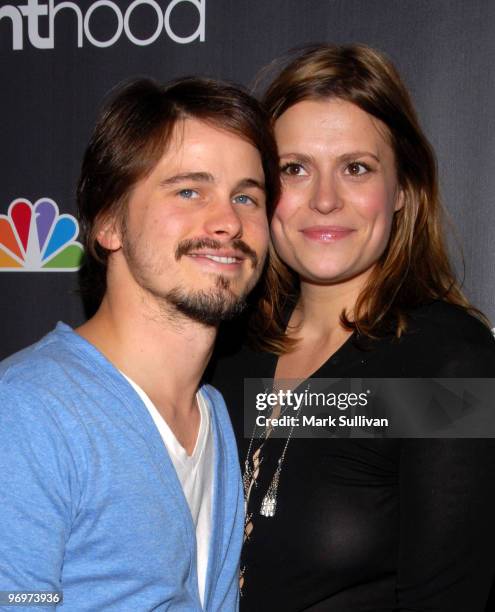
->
xmin=1 ymin=325 xmax=64 ymax=383
xmin=0 ymin=322 xmax=101 ymax=387
xmin=0 ymin=323 xmax=120 ymax=419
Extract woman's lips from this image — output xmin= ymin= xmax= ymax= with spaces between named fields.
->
xmin=300 ymin=226 xmax=355 ymax=242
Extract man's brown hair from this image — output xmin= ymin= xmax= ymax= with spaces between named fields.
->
xmin=77 ymin=76 xmax=280 ymax=308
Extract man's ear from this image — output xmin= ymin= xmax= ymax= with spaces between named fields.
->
xmin=95 ymin=216 xmax=122 ymax=252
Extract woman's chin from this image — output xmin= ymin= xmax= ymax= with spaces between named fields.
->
xmin=295 ymin=264 xmax=376 ymax=288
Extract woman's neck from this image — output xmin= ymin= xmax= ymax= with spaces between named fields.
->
xmin=293 ymin=270 xmax=371 ymax=337
xmin=274 ymin=272 xmax=371 ymax=382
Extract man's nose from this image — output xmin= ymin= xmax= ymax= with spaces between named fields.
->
xmin=203 ymin=198 xmax=243 ymax=240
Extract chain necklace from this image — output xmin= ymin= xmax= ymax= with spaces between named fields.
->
xmin=240 ymin=383 xmax=307 ymax=596
xmin=259 ymin=426 xmax=295 ymax=517
xmin=243 ymin=395 xmax=304 ymax=518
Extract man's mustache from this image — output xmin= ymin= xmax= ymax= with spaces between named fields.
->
xmin=175 ymin=238 xmax=259 ymax=268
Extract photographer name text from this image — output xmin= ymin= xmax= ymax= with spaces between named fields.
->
xmin=256 ymin=414 xmax=389 ymax=428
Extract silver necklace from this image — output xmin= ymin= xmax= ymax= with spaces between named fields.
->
xmin=244 ymin=397 xmax=304 ymax=518
xmin=259 ymin=430 xmax=293 ymax=517
xmin=239 ymin=387 xmax=305 ymax=596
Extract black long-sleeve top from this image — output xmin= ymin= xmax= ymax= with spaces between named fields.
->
xmin=209 ymin=301 xmax=495 ymax=611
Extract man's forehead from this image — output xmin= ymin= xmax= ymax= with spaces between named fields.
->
xmin=166 ymin=116 xmax=259 ymax=156
xmin=154 ymin=118 xmax=264 ymax=179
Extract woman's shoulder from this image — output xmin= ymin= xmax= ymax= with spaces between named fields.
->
xmin=408 ymin=300 xmax=493 ymax=343
xmin=397 ymin=300 xmax=495 ymax=376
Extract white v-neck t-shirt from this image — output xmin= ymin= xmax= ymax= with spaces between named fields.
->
xmin=122 ymin=375 xmax=214 ymax=607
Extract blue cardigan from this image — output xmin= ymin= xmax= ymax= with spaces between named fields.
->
xmin=0 ymin=323 xmax=243 ymax=611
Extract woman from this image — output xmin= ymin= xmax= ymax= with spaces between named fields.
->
xmin=211 ymin=44 xmax=495 ymax=611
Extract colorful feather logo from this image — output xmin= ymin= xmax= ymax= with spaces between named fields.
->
xmin=0 ymin=198 xmax=84 ymax=271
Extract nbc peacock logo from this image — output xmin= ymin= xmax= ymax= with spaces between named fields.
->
xmin=0 ymin=198 xmax=84 ymax=271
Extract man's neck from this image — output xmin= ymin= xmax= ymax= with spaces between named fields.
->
xmin=76 ymin=293 xmax=216 ymax=420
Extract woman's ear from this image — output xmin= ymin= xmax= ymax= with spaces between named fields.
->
xmin=394 ymin=188 xmax=405 ymax=212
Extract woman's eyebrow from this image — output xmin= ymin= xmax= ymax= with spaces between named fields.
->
xmin=339 ymin=151 xmax=380 ymax=163
xmin=278 ymin=152 xmax=313 ymax=164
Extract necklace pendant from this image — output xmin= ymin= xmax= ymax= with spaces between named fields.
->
xmin=260 ymin=494 xmax=277 ymax=517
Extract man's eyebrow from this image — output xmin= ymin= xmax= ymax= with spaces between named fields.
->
xmin=235 ymin=178 xmax=266 ymax=192
xmin=160 ymin=172 xmax=215 ymax=186
xmin=160 ymin=172 xmax=265 ymax=192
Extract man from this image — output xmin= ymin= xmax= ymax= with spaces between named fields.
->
xmin=0 ymin=78 xmax=279 ymax=610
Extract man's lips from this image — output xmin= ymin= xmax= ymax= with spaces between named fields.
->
xmin=176 ymin=238 xmax=259 ymax=268
xmin=300 ymin=226 xmax=355 ymax=242
xmin=187 ymin=250 xmax=245 ymax=265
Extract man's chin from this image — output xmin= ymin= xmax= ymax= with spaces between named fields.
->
xmin=164 ymin=287 xmax=247 ymax=326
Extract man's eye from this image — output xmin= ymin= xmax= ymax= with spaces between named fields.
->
xmin=280 ymin=162 xmax=307 ymax=177
xmin=345 ymin=162 xmax=370 ymax=176
xmin=233 ymin=194 xmax=255 ymax=205
xmin=178 ymin=189 xmax=199 ymax=199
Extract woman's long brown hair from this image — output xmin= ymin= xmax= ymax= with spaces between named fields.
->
xmin=249 ymin=44 xmax=488 ymax=354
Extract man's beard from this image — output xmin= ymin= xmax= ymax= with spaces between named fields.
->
xmin=121 ymin=229 xmax=260 ymax=327
xmin=164 ymin=274 xmax=248 ymax=326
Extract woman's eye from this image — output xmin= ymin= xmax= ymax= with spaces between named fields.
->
xmin=280 ymin=162 xmax=307 ymax=177
xmin=345 ymin=162 xmax=370 ymax=176
xmin=178 ymin=189 xmax=199 ymax=199
xmin=233 ymin=194 xmax=255 ymax=205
